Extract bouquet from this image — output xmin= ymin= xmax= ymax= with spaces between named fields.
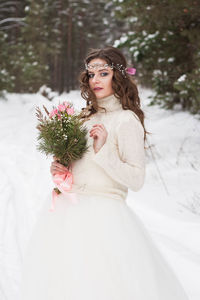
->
xmin=36 ymin=101 xmax=88 ymax=210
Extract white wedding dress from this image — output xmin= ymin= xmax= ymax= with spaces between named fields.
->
xmin=20 ymin=94 xmax=189 ymax=300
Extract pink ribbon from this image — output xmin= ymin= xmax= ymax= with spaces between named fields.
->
xmin=49 ymin=171 xmax=78 ymax=212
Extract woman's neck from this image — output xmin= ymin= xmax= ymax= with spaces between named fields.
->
xmin=96 ymin=93 xmax=122 ymax=112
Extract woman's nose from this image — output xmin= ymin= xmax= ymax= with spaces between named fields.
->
xmin=92 ymin=74 xmax=100 ymax=83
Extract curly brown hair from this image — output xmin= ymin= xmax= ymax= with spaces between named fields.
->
xmin=79 ymin=46 xmax=148 ymax=142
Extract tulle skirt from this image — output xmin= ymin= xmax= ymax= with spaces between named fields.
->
xmin=20 ymin=192 xmax=189 ymax=300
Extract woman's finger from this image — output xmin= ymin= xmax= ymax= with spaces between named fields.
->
xmin=92 ymin=124 xmax=105 ymax=130
xmin=90 ymin=130 xmax=101 ymax=138
xmin=93 ymin=123 xmax=104 ymax=127
xmin=90 ymin=128 xmax=102 ymax=137
xmin=51 ymin=162 xmax=68 ymax=172
xmin=91 ymin=124 xmax=107 ymax=135
xmin=90 ymin=126 xmax=105 ymax=132
xmin=90 ymin=126 xmax=102 ymax=131
xmin=54 ymin=167 xmax=68 ymax=173
xmin=51 ymin=170 xmax=65 ymax=176
xmin=53 ymin=161 xmax=67 ymax=169
xmin=90 ymin=128 xmax=107 ymax=137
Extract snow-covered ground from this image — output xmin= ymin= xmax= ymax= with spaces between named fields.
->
xmin=0 ymin=88 xmax=200 ymax=300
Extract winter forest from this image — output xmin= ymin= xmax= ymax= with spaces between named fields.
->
xmin=1 ymin=0 xmax=200 ymax=113
xmin=0 ymin=1 xmax=200 ymax=300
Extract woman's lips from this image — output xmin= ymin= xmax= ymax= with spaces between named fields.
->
xmin=94 ymin=87 xmax=103 ymax=91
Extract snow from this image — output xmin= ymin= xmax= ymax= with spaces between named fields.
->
xmin=145 ymin=31 xmax=159 ymax=39
xmin=129 ymin=16 xmax=138 ymax=22
xmin=153 ymin=69 xmax=162 ymax=76
xmin=133 ymin=50 xmax=139 ymax=58
xmin=178 ymin=74 xmax=187 ymax=82
xmin=113 ymin=35 xmax=128 ymax=47
xmin=113 ymin=39 xmax=121 ymax=47
xmin=158 ymin=57 xmax=165 ymax=63
xmin=0 ymin=88 xmax=200 ymax=300
xmin=168 ymin=57 xmax=175 ymax=63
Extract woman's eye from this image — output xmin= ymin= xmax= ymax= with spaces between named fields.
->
xmin=88 ymin=73 xmax=94 ymax=78
xmin=88 ymin=72 xmax=108 ymax=78
xmin=101 ymin=72 xmax=108 ymax=77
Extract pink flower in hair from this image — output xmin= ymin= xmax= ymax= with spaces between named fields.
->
xmin=126 ymin=67 xmax=136 ymax=75
xmin=67 ymin=107 xmax=74 ymax=115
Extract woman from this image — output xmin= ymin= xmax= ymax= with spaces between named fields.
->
xmin=20 ymin=46 xmax=189 ymax=300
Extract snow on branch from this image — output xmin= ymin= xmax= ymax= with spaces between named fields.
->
xmin=0 ymin=23 xmax=25 ymax=30
xmin=0 ymin=17 xmax=26 ymax=30
xmin=0 ymin=17 xmax=25 ymax=26
xmin=0 ymin=1 xmax=19 ymax=9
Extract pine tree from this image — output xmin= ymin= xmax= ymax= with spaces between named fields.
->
xmin=0 ymin=0 xmax=27 ymax=91
xmin=0 ymin=0 xmax=126 ymax=94
xmin=113 ymin=0 xmax=200 ymax=114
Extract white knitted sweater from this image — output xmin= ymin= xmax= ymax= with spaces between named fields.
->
xmin=70 ymin=93 xmax=145 ymax=201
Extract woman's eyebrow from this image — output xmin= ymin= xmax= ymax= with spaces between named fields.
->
xmin=98 ymin=68 xmax=109 ymax=72
xmin=88 ymin=68 xmax=110 ymax=73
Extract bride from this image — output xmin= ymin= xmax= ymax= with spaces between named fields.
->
xmin=20 ymin=46 xmax=189 ymax=299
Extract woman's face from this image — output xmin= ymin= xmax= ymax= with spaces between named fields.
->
xmin=87 ymin=58 xmax=114 ymax=99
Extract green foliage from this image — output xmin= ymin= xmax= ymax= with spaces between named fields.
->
xmin=0 ymin=32 xmax=15 ymax=91
xmin=173 ymin=68 xmax=200 ymax=114
xmin=0 ymin=0 xmax=125 ymax=93
xmin=36 ymin=104 xmax=88 ymax=167
xmin=113 ymin=0 xmax=200 ymax=114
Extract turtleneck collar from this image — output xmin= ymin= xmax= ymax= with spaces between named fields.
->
xmin=96 ymin=93 xmax=122 ymax=113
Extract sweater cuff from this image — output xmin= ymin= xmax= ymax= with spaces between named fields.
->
xmin=93 ymin=143 xmax=107 ymax=163
xmin=92 ymin=142 xmax=116 ymax=172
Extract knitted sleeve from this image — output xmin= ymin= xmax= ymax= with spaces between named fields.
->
xmin=92 ymin=111 xmax=145 ymax=191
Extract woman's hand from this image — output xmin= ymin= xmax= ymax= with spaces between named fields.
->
xmin=50 ymin=157 xmax=68 ymax=176
xmin=89 ymin=124 xmax=108 ymax=153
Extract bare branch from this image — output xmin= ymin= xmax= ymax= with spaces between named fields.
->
xmin=43 ymin=105 xmax=50 ymax=116
xmin=146 ymin=137 xmax=170 ymax=196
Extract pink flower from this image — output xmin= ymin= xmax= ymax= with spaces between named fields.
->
xmin=126 ymin=67 xmax=136 ymax=75
xmin=49 ymin=108 xmax=58 ymax=118
xmin=64 ymin=101 xmax=70 ymax=108
xmin=67 ymin=107 xmax=74 ymax=115
xmin=58 ymin=104 xmax=66 ymax=112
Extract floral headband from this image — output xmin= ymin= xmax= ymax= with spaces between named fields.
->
xmin=85 ymin=62 xmax=136 ymax=78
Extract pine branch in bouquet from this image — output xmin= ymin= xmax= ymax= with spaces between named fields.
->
xmin=36 ymin=102 xmax=88 ymax=167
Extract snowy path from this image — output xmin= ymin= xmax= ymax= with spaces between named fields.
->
xmin=0 ymin=89 xmax=200 ymax=299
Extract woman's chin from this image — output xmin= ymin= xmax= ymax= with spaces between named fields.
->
xmin=95 ymin=92 xmax=114 ymax=100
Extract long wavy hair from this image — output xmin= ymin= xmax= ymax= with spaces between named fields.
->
xmin=79 ymin=46 xmax=148 ymax=143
